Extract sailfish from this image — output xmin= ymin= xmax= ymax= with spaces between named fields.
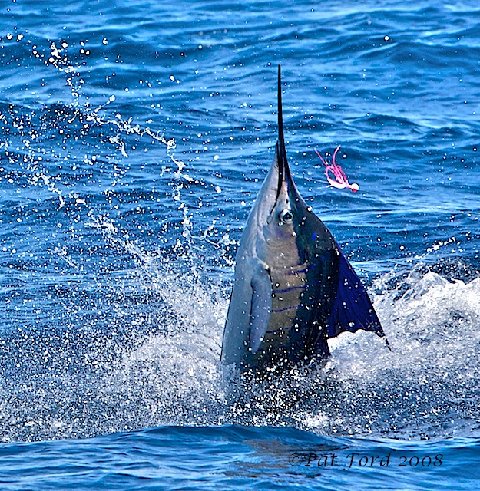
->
xmin=221 ymin=66 xmax=386 ymax=373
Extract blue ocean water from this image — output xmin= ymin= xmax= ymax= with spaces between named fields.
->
xmin=0 ymin=0 xmax=479 ymax=489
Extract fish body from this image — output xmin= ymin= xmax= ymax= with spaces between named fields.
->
xmin=221 ymin=66 xmax=385 ymax=373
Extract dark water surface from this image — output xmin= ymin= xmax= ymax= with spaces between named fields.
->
xmin=1 ymin=0 xmax=479 ymax=489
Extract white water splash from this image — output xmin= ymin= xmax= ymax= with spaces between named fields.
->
xmin=301 ymin=266 xmax=480 ymax=438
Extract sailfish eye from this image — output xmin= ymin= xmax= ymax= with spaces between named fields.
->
xmin=279 ymin=209 xmax=293 ymax=224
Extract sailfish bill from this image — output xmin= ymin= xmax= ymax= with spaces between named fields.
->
xmin=221 ymin=66 xmax=386 ymax=373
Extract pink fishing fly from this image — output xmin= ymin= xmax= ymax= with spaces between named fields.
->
xmin=315 ymin=146 xmax=359 ymax=193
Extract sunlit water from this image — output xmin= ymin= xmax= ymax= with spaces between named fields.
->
xmin=0 ymin=0 xmax=479 ymax=489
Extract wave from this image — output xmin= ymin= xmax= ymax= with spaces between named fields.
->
xmin=0 ymin=252 xmax=478 ymax=442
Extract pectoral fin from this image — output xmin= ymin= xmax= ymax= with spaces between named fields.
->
xmin=326 ymin=250 xmax=385 ymax=339
xmin=249 ymin=268 xmax=272 ymax=353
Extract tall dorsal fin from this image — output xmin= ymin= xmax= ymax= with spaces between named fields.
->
xmin=276 ymin=65 xmax=291 ymax=197
xmin=277 ymin=64 xmax=286 ymax=158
